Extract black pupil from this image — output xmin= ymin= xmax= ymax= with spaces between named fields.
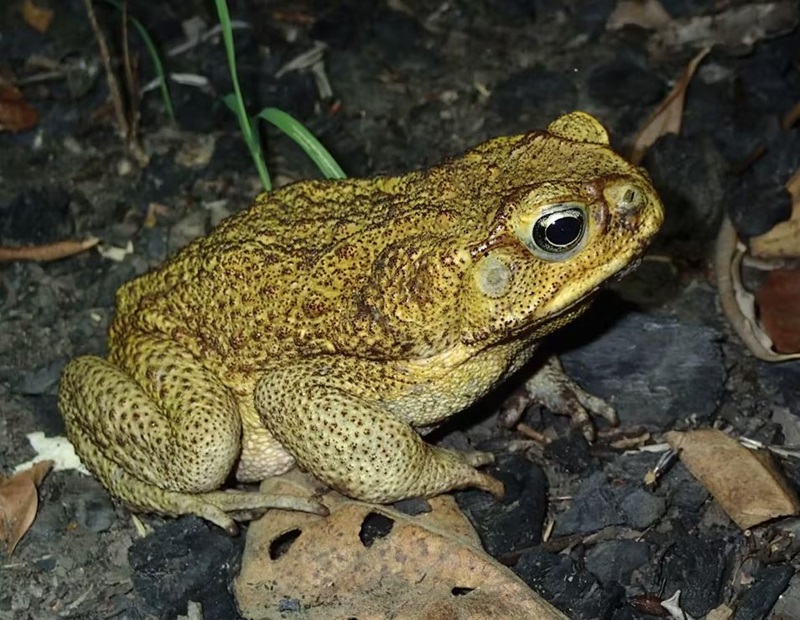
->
xmin=546 ymin=214 xmax=582 ymax=247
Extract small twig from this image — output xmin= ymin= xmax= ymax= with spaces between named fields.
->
xmin=84 ymin=0 xmax=129 ymax=140
xmin=0 ymin=238 xmax=99 ymax=262
xmin=514 ymin=422 xmax=552 ymax=444
xmin=121 ymin=0 xmax=139 ymax=140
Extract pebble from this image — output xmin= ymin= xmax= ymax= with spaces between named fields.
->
xmin=561 ymin=312 xmax=724 ymax=431
xmin=662 ymin=462 xmax=711 ymax=513
xmin=770 ymin=571 xmax=800 ymax=619
xmin=128 ymin=517 xmax=243 ymax=620
xmin=514 ymin=547 xmax=622 ymax=619
xmin=619 ymin=488 xmax=666 ymax=530
xmin=662 ymin=535 xmax=727 ymax=617
xmin=553 ymin=471 xmax=625 ymax=536
xmin=733 ymin=565 xmax=794 ymax=620
xmin=757 ymin=361 xmax=800 ymax=418
xmin=585 ymin=539 xmax=650 ymax=586
xmin=455 ymin=454 xmax=547 ymax=557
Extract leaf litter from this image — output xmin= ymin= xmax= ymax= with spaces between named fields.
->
xmin=0 ymin=460 xmax=53 ymax=554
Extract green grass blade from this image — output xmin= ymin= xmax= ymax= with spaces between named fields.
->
xmin=101 ymin=0 xmax=175 ymax=122
xmin=223 ymin=94 xmax=271 ymax=190
xmin=257 ymin=108 xmax=346 ymax=180
xmin=215 ymin=0 xmax=270 ymax=190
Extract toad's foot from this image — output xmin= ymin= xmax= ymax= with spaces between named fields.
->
xmin=106 ymin=462 xmax=328 ymax=535
xmin=460 ymin=450 xmax=497 ymax=468
xmin=87 ymin=452 xmax=329 ymax=535
xmin=501 ymin=355 xmax=617 ymax=441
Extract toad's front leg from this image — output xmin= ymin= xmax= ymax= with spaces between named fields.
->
xmin=58 ymin=335 xmax=327 ymax=533
xmin=501 ymin=355 xmax=618 ymax=441
xmin=255 ymin=360 xmax=504 ymax=503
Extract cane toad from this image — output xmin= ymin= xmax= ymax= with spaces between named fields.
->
xmin=59 ymin=112 xmax=664 ymax=532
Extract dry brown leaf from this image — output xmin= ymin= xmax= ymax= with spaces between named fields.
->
xmin=0 ymin=77 xmax=38 ymax=133
xmin=755 ymin=269 xmax=800 ymax=353
xmin=750 ymin=203 xmax=800 ymax=259
xmin=705 ymin=604 xmax=735 ymax=620
xmin=0 ymin=237 xmax=99 ymax=262
xmin=0 ymin=460 xmax=53 ymax=554
xmin=234 ymin=471 xmax=567 ymax=620
xmin=630 ymin=47 xmax=710 ymax=165
xmin=607 ymin=0 xmax=672 ymax=31
xmin=22 ymin=0 xmax=54 ymax=33
xmin=666 ymin=430 xmax=800 ymax=530
xmin=750 ymin=168 xmax=800 ymax=259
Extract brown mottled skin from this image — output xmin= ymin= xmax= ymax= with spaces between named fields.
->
xmin=59 ymin=112 xmax=664 ymax=533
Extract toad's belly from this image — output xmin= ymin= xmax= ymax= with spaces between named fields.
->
xmin=235 ymin=418 xmax=296 ymax=482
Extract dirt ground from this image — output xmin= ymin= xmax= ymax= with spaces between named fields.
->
xmin=1 ymin=0 xmax=800 ymax=618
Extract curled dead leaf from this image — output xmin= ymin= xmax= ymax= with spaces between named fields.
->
xmin=234 ymin=470 xmax=567 ymax=620
xmin=0 ymin=460 xmax=53 ymax=554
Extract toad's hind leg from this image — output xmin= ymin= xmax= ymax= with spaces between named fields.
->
xmin=255 ymin=363 xmax=505 ymax=503
xmin=59 ymin=336 xmax=326 ymax=533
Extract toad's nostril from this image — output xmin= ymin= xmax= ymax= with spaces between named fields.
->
xmin=605 ymin=182 xmax=646 ymax=218
xmin=623 ymin=188 xmax=636 ymax=204
xmin=618 ymin=187 xmax=642 ymax=215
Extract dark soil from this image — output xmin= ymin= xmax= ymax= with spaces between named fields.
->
xmin=1 ymin=0 xmax=799 ymax=619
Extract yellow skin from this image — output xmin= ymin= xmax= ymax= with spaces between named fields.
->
xmin=59 ymin=112 xmax=663 ymax=533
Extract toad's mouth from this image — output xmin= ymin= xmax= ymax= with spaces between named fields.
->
xmin=611 ymin=256 xmax=644 ymax=282
xmin=515 ymin=252 xmax=647 ymax=340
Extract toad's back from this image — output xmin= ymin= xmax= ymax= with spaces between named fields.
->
xmin=110 ymin=171 xmax=483 ymax=372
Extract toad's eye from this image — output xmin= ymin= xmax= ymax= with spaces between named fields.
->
xmin=528 ymin=206 xmax=586 ymax=259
